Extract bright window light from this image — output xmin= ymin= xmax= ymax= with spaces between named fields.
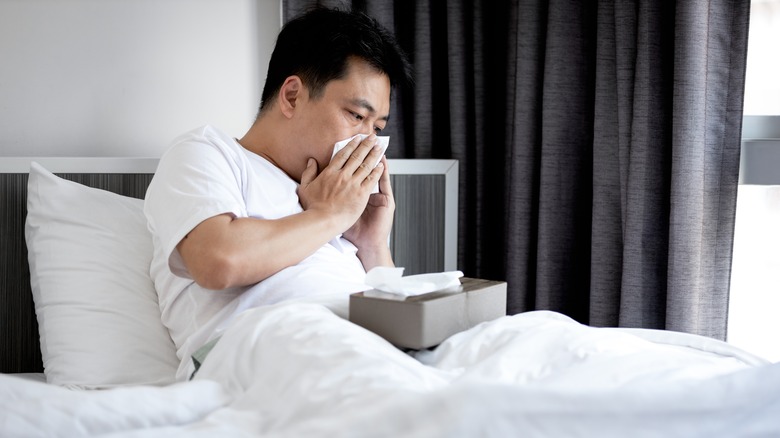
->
xmin=743 ymin=0 xmax=780 ymax=115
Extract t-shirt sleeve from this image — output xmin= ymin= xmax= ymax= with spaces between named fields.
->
xmin=144 ymin=136 xmax=247 ymax=279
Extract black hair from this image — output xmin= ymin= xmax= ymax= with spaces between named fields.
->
xmin=258 ymin=7 xmax=412 ymax=114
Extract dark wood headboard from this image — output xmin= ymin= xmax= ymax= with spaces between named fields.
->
xmin=0 ymin=158 xmax=458 ymax=373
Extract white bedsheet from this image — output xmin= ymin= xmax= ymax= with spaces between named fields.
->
xmin=2 ymin=296 xmax=779 ymax=437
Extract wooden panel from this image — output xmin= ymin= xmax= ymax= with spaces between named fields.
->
xmin=0 ymin=174 xmax=38 ymax=373
xmin=390 ymin=174 xmax=445 ymax=275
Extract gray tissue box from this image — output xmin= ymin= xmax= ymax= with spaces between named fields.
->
xmin=349 ymin=277 xmax=507 ymax=350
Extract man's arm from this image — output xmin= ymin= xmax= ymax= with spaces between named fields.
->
xmin=178 ymin=136 xmax=388 ymax=290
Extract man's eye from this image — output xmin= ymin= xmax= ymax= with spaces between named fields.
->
xmin=350 ymin=111 xmax=364 ymax=121
xmin=374 ymin=126 xmax=383 ymax=133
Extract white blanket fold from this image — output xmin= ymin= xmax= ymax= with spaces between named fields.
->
xmin=0 ymin=377 xmax=228 ymax=437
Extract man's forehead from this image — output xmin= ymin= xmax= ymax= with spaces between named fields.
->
xmin=317 ymin=58 xmax=391 ymax=112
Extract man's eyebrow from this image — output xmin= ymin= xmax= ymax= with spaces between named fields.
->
xmin=350 ymin=98 xmax=390 ymax=121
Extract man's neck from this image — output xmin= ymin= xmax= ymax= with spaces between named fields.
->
xmin=238 ymin=116 xmax=300 ymax=182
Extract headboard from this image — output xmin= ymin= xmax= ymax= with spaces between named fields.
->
xmin=0 ymin=157 xmax=458 ymax=373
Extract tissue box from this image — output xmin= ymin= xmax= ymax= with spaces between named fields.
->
xmin=349 ymin=277 xmax=507 ymax=350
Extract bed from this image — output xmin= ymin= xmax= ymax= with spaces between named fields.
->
xmin=1 ymin=157 xmax=779 ymax=437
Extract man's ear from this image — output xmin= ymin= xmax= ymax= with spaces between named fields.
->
xmin=278 ymin=76 xmax=304 ymax=119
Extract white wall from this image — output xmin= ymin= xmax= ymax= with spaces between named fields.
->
xmin=0 ymin=0 xmax=281 ymax=157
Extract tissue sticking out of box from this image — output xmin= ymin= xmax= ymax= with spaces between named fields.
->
xmin=363 ymin=267 xmax=464 ymax=299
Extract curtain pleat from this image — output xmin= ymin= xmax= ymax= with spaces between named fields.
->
xmin=504 ymin=1 xmax=547 ymax=314
xmin=282 ymin=0 xmax=751 ymax=340
xmin=665 ymin=1 xmax=750 ymax=339
xmin=615 ymin=1 xmax=675 ymax=330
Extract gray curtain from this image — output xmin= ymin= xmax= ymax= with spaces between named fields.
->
xmin=283 ymin=1 xmax=751 ymax=340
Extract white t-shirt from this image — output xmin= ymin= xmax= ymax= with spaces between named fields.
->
xmin=144 ymin=125 xmax=368 ymax=380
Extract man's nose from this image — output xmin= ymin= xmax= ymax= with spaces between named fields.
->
xmin=359 ymin=121 xmax=375 ymax=136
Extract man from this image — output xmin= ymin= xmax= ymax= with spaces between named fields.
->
xmin=144 ymin=8 xmax=412 ymax=380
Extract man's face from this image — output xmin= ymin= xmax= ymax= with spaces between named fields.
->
xmin=294 ymin=57 xmax=392 ymax=169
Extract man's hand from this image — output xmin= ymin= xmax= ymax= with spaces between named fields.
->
xmin=297 ymin=134 xmax=395 ymax=269
xmin=297 ymin=134 xmax=386 ymax=233
xmin=342 ymin=154 xmax=395 ymax=270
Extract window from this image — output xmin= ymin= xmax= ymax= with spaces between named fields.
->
xmin=743 ymin=0 xmax=780 ymax=116
xmin=727 ymin=0 xmax=780 ymax=363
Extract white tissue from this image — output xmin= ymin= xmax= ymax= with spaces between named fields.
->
xmin=363 ymin=267 xmax=464 ymax=299
xmin=332 ymin=134 xmax=390 ymax=193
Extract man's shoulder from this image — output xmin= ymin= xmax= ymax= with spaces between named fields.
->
xmin=169 ymin=125 xmax=235 ymax=148
xmin=158 ymin=125 xmax=245 ymax=166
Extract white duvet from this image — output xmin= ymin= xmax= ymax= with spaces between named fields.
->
xmin=3 ymin=296 xmax=779 ymax=437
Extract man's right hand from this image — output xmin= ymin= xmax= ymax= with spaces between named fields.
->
xmin=297 ymin=133 xmax=385 ymax=233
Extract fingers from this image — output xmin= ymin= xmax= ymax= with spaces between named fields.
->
xmin=362 ymin=161 xmax=384 ymax=189
xmin=334 ymin=134 xmax=383 ymax=176
xmin=375 ymin=155 xmax=393 ymax=196
xmin=330 ymin=135 xmax=367 ymax=167
xmin=300 ymin=158 xmax=318 ymax=187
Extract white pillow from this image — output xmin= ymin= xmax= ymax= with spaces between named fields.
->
xmin=25 ymin=162 xmax=179 ymax=389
